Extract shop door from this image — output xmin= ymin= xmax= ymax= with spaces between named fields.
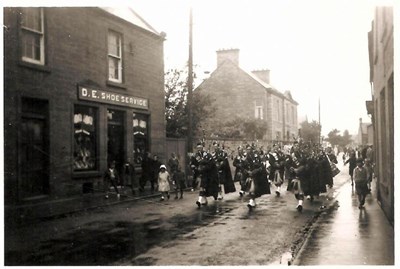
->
xmin=107 ymin=109 xmax=125 ymax=176
xmin=19 ymin=102 xmax=49 ymax=199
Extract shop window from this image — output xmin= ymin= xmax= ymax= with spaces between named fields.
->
xmin=20 ymin=7 xmax=45 ymax=65
xmin=108 ymin=30 xmax=123 ymax=83
xmin=74 ymin=105 xmax=97 ymax=171
xmin=133 ymin=113 xmax=149 ymax=165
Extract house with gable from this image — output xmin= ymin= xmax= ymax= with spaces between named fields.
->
xmin=194 ymin=49 xmax=298 ymax=141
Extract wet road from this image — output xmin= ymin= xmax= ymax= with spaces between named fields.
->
xmin=5 ymin=157 xmax=355 ymax=266
xmin=5 ymin=182 xmax=333 ymax=266
xmin=294 ymin=180 xmax=394 ymax=265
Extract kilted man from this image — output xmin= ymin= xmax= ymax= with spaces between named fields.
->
xmin=269 ymin=144 xmax=285 ymax=196
xmin=287 ymin=141 xmax=307 ymax=212
xmin=214 ymin=146 xmax=236 ymax=200
xmin=233 ymin=147 xmax=249 ymax=197
xmin=243 ymin=149 xmax=270 ymax=210
xmin=194 ymin=143 xmax=220 ymax=208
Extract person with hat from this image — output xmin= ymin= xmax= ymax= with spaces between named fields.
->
xmin=287 ymin=141 xmax=307 ymax=212
xmin=243 ymin=149 xmax=270 ymax=210
xmin=269 ymin=143 xmax=285 ymax=197
xmin=158 ymin=164 xmax=171 ymax=201
xmin=194 ymin=145 xmax=220 ymax=208
xmin=353 ymin=158 xmax=369 ymax=209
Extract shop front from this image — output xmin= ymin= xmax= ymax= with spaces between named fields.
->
xmin=74 ymin=85 xmax=150 ymax=190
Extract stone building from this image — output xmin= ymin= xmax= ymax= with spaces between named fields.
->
xmin=367 ymin=6 xmax=393 ymax=223
xmin=4 ymin=7 xmax=165 ymax=208
xmin=194 ymin=49 xmax=298 ymax=141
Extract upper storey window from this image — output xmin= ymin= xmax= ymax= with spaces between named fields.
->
xmin=20 ymin=7 xmax=45 ymax=65
xmin=108 ymin=30 xmax=123 ymax=83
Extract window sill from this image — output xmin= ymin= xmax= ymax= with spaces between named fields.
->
xmin=18 ymin=60 xmax=51 ymax=73
xmin=106 ymin=80 xmax=127 ymax=89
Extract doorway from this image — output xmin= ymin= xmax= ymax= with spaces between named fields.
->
xmin=107 ymin=109 xmax=125 ymax=178
xmin=19 ymin=98 xmax=49 ymax=199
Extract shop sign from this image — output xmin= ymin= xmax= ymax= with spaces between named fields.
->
xmin=78 ymin=86 xmax=148 ymax=109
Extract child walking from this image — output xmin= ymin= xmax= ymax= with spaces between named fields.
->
xmin=173 ymin=165 xmax=186 ymax=199
xmin=353 ymin=158 xmax=369 ymax=209
xmin=158 ymin=164 xmax=171 ymax=201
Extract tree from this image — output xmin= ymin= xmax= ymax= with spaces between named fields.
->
xmin=164 ymin=68 xmax=215 ymax=138
xmin=340 ymin=130 xmax=353 ymax=148
xmin=326 ymin=129 xmax=341 ymax=146
xmin=325 ymin=128 xmax=353 ymax=148
xmin=299 ymin=120 xmax=321 ymax=144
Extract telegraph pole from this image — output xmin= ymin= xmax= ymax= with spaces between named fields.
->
xmin=318 ymin=97 xmax=321 ymax=145
xmin=187 ymin=6 xmax=193 ymax=153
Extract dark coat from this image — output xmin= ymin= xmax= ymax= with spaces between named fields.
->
xmin=122 ymin=162 xmax=136 ymax=187
xmin=246 ymin=156 xmax=270 ymax=197
xmin=345 ymin=155 xmax=357 ymax=176
xmin=217 ymin=156 xmax=236 ymax=194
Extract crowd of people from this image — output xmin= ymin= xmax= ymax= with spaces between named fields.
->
xmin=102 ymin=140 xmax=375 ymax=211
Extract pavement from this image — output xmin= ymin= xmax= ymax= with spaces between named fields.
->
xmin=292 ymin=177 xmax=395 ymax=265
xmin=4 ymin=185 xmax=162 ymax=226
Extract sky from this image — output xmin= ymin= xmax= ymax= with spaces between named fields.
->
xmin=3 ymin=0 xmax=393 ymax=136
xmin=128 ymin=0 xmax=381 ymax=136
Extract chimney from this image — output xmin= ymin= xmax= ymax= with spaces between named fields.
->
xmin=216 ymin=48 xmax=240 ymax=67
xmin=252 ymin=69 xmax=270 ymax=84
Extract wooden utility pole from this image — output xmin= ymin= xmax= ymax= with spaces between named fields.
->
xmin=187 ymin=7 xmax=193 ymax=153
xmin=318 ymin=97 xmax=321 ymax=145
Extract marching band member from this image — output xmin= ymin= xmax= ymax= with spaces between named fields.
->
xmin=214 ymin=144 xmax=236 ymax=200
xmin=193 ymin=142 xmax=219 ymax=208
xmin=233 ymin=146 xmax=248 ymax=197
xmin=287 ymin=141 xmax=307 ymax=212
xmin=243 ymin=146 xmax=270 ymax=210
xmin=269 ymin=143 xmax=285 ymax=196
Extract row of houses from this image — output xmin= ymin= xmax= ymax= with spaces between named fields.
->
xmin=365 ymin=6 xmax=394 ymax=224
xmin=4 ymin=7 xmax=298 ymax=218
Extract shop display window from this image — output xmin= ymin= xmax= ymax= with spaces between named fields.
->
xmin=74 ymin=105 xmax=97 ymax=171
xmin=133 ymin=113 xmax=149 ymax=165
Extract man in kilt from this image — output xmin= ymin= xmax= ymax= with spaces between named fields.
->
xmin=286 ymin=141 xmax=308 ymax=212
xmin=242 ymin=146 xmax=270 ymax=210
xmin=193 ymin=143 xmax=220 ymax=208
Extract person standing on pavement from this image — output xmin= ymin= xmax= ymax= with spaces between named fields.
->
xmin=152 ymin=154 xmax=162 ymax=191
xmin=168 ymin=152 xmax=179 ymax=178
xmin=103 ymin=160 xmax=120 ymax=199
xmin=353 ymin=158 xmax=369 ymax=209
xmin=344 ymin=151 xmax=357 ymax=186
xmin=172 ymin=165 xmax=186 ymax=199
xmin=158 ymin=164 xmax=171 ymax=201
xmin=140 ymin=152 xmax=154 ymax=193
xmin=122 ymin=157 xmax=137 ymax=195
